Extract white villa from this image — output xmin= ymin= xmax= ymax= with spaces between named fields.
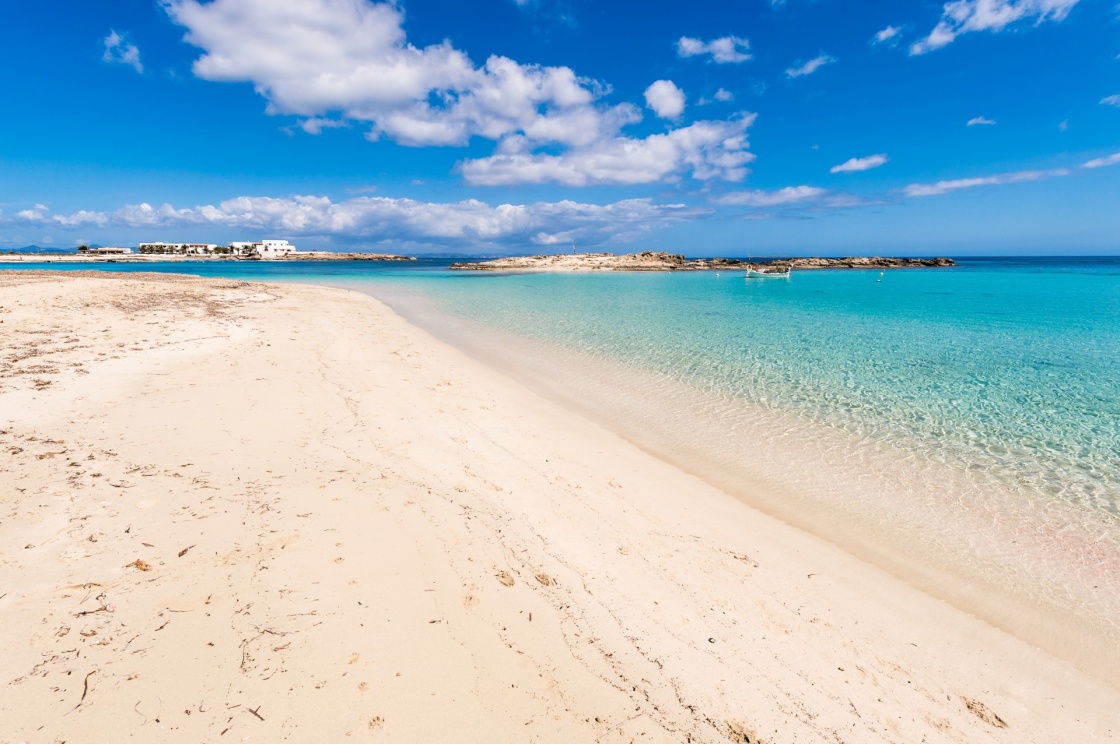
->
xmin=79 ymin=246 xmax=133 ymax=255
xmin=258 ymin=240 xmax=296 ymax=259
xmin=229 ymin=240 xmax=298 ymax=258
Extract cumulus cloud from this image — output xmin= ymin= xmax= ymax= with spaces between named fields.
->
xmin=102 ymin=30 xmax=143 ymax=73
xmin=12 ymin=204 xmax=108 ymax=227
xmin=676 ymin=35 xmax=751 ymax=63
xmin=830 ymin=154 xmax=889 ymax=173
xmin=873 ymin=25 xmax=901 ymax=44
xmin=1101 ymin=94 xmax=1120 ymax=107
xmin=902 ymin=168 xmax=1069 ymax=196
xmin=713 ymin=186 xmax=827 ymax=207
xmin=967 ymin=116 xmax=997 ymax=126
xmin=4 ymin=195 xmax=705 ymax=249
xmin=1082 ymin=152 xmax=1120 ymax=169
xmin=164 ymin=0 xmax=753 ymax=186
xmin=910 ymin=0 xmax=1079 ymax=55
xmin=714 ymin=88 xmax=734 ymax=102
xmin=460 ymin=116 xmax=756 ymax=186
xmin=644 ymin=80 xmax=686 ymax=120
xmin=786 ymin=54 xmax=835 ymax=78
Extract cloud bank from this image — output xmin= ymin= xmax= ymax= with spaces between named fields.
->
xmin=164 ymin=0 xmax=754 ymax=186
xmin=5 ymin=195 xmax=705 ymax=249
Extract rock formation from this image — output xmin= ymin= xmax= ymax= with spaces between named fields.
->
xmin=450 ymin=252 xmax=954 ymax=272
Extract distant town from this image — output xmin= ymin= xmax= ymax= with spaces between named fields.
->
xmin=1 ymin=240 xmax=416 ymax=262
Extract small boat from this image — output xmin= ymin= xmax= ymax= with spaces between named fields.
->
xmin=745 ymin=265 xmax=791 ymax=278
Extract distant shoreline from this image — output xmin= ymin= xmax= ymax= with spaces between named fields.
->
xmin=451 ymin=251 xmax=955 ymax=272
xmin=0 ymin=252 xmax=415 ymax=263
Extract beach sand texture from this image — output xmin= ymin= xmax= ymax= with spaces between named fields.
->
xmin=1 ymin=271 xmax=1116 ymax=742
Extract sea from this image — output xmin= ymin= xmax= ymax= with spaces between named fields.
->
xmin=11 ymin=255 xmax=1120 ymax=662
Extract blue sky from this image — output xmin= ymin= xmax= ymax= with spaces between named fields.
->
xmin=1 ymin=0 xmax=1117 ymax=255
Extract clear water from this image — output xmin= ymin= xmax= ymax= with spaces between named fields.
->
xmin=14 ymin=257 xmax=1119 ymax=512
xmin=10 ymin=257 xmax=1120 ymax=640
xmin=376 ymin=259 xmax=1120 ymax=517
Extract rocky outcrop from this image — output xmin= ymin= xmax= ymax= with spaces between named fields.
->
xmin=285 ymin=252 xmax=416 ymax=261
xmin=450 ymin=252 xmax=954 ymax=272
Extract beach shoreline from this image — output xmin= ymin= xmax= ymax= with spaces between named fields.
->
xmin=368 ymin=282 xmax=1120 ymax=685
xmin=2 ymin=270 xmax=1116 ymax=742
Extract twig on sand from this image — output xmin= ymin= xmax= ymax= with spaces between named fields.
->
xmin=66 ymin=669 xmax=97 ymax=712
xmin=596 ymin=713 xmax=646 ymax=741
xmin=248 ymin=706 xmax=265 ymax=721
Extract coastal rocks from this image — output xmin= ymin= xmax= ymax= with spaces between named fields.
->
xmin=449 ymin=252 xmax=955 ymax=272
xmin=777 ymin=256 xmax=954 ymax=269
xmin=284 ymin=252 xmax=415 ymax=261
xmin=450 ymin=251 xmax=696 ymax=271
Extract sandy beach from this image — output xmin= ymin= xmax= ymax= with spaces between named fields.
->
xmin=1 ymin=271 xmax=1117 ymax=743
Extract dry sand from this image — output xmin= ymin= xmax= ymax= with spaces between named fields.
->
xmin=1 ymin=271 xmax=1116 ymax=742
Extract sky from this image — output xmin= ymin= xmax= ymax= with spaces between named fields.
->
xmin=0 ymin=0 xmax=1117 ymax=256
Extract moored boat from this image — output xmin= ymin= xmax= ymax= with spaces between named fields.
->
xmin=745 ymin=265 xmax=791 ymax=278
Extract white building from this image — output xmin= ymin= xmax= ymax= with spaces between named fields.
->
xmin=258 ymin=239 xmax=296 ymax=259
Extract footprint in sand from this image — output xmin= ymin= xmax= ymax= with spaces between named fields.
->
xmin=495 ymin=570 xmax=515 ymax=587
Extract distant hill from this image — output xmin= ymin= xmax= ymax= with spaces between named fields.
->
xmin=2 ymin=245 xmax=80 ymax=254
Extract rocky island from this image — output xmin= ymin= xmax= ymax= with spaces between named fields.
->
xmin=449 ymin=251 xmax=955 ymax=272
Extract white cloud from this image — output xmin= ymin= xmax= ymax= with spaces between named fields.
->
xmin=12 ymin=204 xmax=108 ymax=227
xmin=786 ymin=54 xmax=835 ymax=78
xmin=910 ymin=0 xmax=1079 ymax=55
xmin=676 ymin=35 xmax=751 ymax=63
xmin=299 ymin=117 xmax=349 ymax=135
xmin=1058 ymin=118 xmax=1069 ymax=131
xmin=714 ymin=88 xmax=733 ymax=102
xmin=644 ymin=80 xmax=686 ymax=120
xmin=1082 ymin=152 xmax=1120 ymax=168
xmin=873 ymin=25 xmax=901 ymax=43
xmin=15 ymin=204 xmax=50 ymax=222
xmin=164 ymin=0 xmax=754 ymax=186
xmin=713 ymin=186 xmax=827 ymax=207
xmin=1101 ymin=94 xmax=1120 ymax=107
xmin=460 ymin=116 xmax=756 ymax=186
xmin=830 ymin=154 xmax=889 ymax=173
xmin=102 ymin=30 xmax=143 ymax=73
xmin=967 ymin=116 xmax=997 ymax=126
xmin=4 ymin=196 xmax=705 ymax=249
xmin=902 ymin=168 xmax=1069 ymax=196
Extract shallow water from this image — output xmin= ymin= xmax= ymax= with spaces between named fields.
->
xmin=12 ymin=256 xmax=1120 ymax=655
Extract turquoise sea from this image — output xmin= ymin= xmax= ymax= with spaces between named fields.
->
xmin=11 ymin=256 xmax=1120 ymax=645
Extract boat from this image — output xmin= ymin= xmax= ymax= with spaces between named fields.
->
xmin=745 ymin=265 xmax=791 ymax=278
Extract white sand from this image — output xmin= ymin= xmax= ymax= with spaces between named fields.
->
xmin=1 ymin=271 xmax=1116 ymax=742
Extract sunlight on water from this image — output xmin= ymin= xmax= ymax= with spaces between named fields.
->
xmin=384 ymin=260 xmax=1120 ymax=517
